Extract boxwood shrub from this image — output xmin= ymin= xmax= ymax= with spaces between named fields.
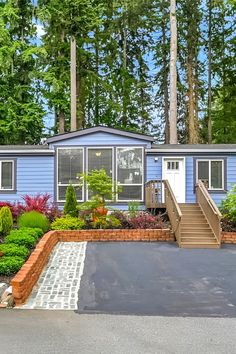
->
xmin=19 ymin=227 xmax=44 ymax=239
xmin=0 ymin=256 xmax=25 ymax=275
xmin=0 ymin=244 xmax=29 ymax=259
xmin=5 ymin=233 xmax=37 ymax=248
xmin=51 ymin=216 xmax=85 ymax=230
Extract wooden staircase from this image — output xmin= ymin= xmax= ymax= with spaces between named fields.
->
xmin=179 ymin=203 xmax=220 ymax=248
xmin=145 ymin=179 xmax=222 ymax=249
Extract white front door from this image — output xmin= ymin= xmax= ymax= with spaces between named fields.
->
xmin=163 ymin=158 xmax=185 ymax=203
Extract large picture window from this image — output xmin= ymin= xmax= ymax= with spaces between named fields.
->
xmin=57 ymin=148 xmax=84 ymax=201
xmin=0 ymin=161 xmax=14 ymax=190
xmin=196 ymin=159 xmax=224 ymax=190
xmin=87 ymin=148 xmax=113 ymax=199
xmin=116 ymin=147 xmax=144 ymax=201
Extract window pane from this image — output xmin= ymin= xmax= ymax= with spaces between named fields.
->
xmin=211 ymin=161 xmax=223 ymax=189
xmin=1 ymin=162 xmax=13 ymax=189
xmin=58 ymin=185 xmax=82 ymax=201
xmin=118 ymin=186 xmax=142 ymax=201
xmin=117 ymin=148 xmax=143 ymax=184
xmin=58 ymin=149 xmax=83 ymax=184
xmin=88 ymin=149 xmax=112 ymax=176
xmin=198 ymin=161 xmax=209 ymax=186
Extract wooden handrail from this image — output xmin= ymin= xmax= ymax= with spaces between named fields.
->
xmin=196 ymin=180 xmax=222 ymax=244
xmin=145 ymin=180 xmax=164 ymax=208
xmin=163 ymin=179 xmax=182 ymax=244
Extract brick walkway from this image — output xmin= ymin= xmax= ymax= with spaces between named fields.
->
xmin=21 ymin=242 xmax=87 ymax=310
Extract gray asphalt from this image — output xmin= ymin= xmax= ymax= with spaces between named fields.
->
xmin=1 ymin=310 xmax=236 ymax=354
xmin=78 ymin=242 xmax=236 ymax=317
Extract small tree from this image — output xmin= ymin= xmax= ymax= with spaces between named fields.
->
xmin=80 ymin=169 xmax=120 ymax=206
xmin=64 ymin=185 xmax=78 ymax=217
xmin=0 ymin=206 xmax=13 ymax=236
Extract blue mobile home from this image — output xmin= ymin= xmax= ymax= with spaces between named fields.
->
xmin=0 ymin=126 xmax=235 ymax=208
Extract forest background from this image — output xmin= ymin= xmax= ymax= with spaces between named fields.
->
xmin=0 ymin=0 xmax=235 ymax=144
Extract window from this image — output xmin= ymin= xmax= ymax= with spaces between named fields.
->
xmin=197 ymin=160 xmax=224 ymax=190
xmin=57 ymin=148 xmax=84 ymax=201
xmin=0 ymin=161 xmax=14 ymax=191
xmin=167 ymin=161 xmax=179 ymax=170
xmin=87 ymin=148 xmax=113 ymax=199
xmin=116 ymin=147 xmax=143 ymax=201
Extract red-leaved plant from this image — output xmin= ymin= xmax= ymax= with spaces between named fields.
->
xmin=0 ymin=194 xmax=61 ymax=222
xmin=129 ymin=212 xmax=165 ymax=229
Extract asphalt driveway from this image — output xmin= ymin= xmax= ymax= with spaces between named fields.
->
xmin=78 ymin=242 xmax=236 ymax=317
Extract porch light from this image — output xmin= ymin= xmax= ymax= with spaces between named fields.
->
xmin=95 ymin=152 xmax=101 ymax=157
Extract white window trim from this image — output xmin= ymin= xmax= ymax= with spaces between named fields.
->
xmin=57 ymin=147 xmax=85 ymax=202
xmin=116 ymin=146 xmax=144 ymax=202
xmin=0 ymin=160 xmax=14 ymax=191
xmin=86 ymin=147 xmax=114 ymax=201
xmin=196 ymin=159 xmax=224 ymax=191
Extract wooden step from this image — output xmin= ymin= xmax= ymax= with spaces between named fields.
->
xmin=181 ymin=237 xmax=217 ymax=243
xmin=181 ymin=226 xmax=212 ymax=232
xmin=180 ymin=242 xmax=220 ymax=249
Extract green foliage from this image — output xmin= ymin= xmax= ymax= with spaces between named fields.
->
xmin=64 ymin=185 xmax=78 ymax=217
xmin=220 ymin=185 xmax=236 ymax=222
xmin=0 ymin=206 xmax=13 ymax=236
xmin=0 ymin=244 xmax=29 ymax=259
xmin=91 ymin=215 xmax=121 ymax=229
xmin=81 ymin=169 xmax=120 ymax=204
xmin=0 ymin=256 xmax=25 ymax=275
xmin=10 ymin=228 xmax=44 ymax=240
xmin=0 ymin=1 xmax=44 ymax=144
xmin=128 ymin=201 xmax=140 ymax=217
xmin=5 ymin=232 xmax=37 ymax=248
xmin=18 ymin=211 xmax=49 ymax=233
xmin=51 ymin=216 xmax=85 ymax=230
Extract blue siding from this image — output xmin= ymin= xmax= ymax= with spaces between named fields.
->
xmin=49 ymin=132 xmax=151 ymax=148
xmin=146 ymin=155 xmax=162 ymax=181
xmin=146 ymin=154 xmax=236 ymax=206
xmin=0 ymin=156 xmax=54 ymax=203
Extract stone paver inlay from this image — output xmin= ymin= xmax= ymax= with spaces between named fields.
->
xmin=21 ymin=242 xmax=87 ymax=310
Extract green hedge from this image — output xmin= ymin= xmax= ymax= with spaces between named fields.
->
xmin=0 ymin=256 xmax=25 ymax=275
xmin=0 ymin=244 xmax=29 ymax=259
xmin=5 ymin=233 xmax=37 ymax=248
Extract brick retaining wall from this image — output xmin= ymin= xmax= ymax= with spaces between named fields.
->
xmin=11 ymin=228 xmax=173 ymax=305
xmin=221 ymin=232 xmax=236 ymax=244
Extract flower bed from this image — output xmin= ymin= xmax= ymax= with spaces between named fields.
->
xmin=11 ymin=228 xmax=174 ymax=305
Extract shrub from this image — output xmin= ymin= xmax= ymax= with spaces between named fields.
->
xmin=51 ymin=216 xmax=85 ymax=230
xmin=91 ymin=215 xmax=121 ymax=229
xmin=0 ymin=206 xmax=13 ymax=236
xmin=18 ymin=211 xmax=49 ymax=232
xmin=16 ymin=227 xmax=44 ymax=239
xmin=0 ymin=244 xmax=29 ymax=259
xmin=64 ymin=185 xmax=78 ymax=217
xmin=5 ymin=232 xmax=37 ymax=248
xmin=129 ymin=212 xmax=165 ymax=229
xmin=110 ymin=211 xmax=131 ymax=229
xmin=0 ymin=256 xmax=25 ymax=275
xmin=220 ymin=186 xmax=236 ymax=222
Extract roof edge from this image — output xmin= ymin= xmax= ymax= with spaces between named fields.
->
xmin=46 ymin=126 xmax=154 ymax=143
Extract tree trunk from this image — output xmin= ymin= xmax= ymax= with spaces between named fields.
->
xmin=187 ymin=54 xmax=198 ymax=143
xmin=58 ymin=110 xmax=65 ymax=134
xmin=95 ymin=28 xmax=99 ymax=126
xmin=169 ymin=0 xmax=178 ymax=144
xmin=70 ymin=36 xmax=77 ymax=131
xmin=121 ymin=3 xmax=128 ymax=126
xmin=207 ymin=0 xmax=212 ymax=144
xmin=161 ymin=6 xmax=170 ymax=143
